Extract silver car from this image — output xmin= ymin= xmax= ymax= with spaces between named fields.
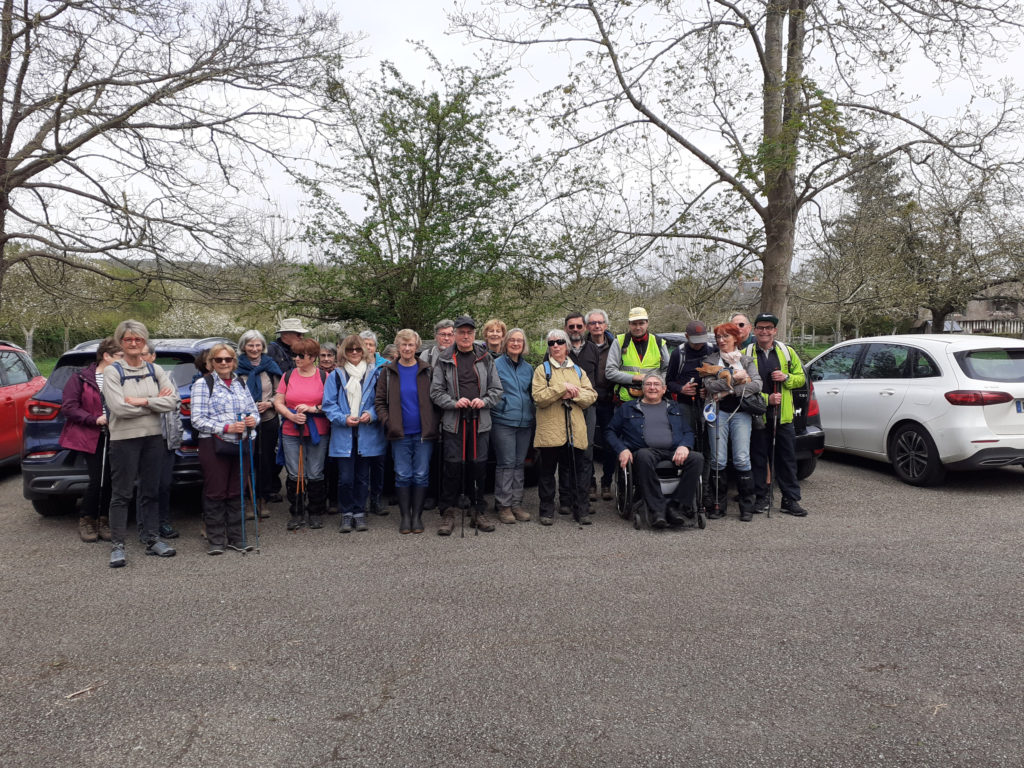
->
xmin=805 ymin=334 xmax=1024 ymax=485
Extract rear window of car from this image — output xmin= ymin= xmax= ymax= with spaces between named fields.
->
xmin=955 ymin=348 xmax=1024 ymax=383
xmin=49 ymin=355 xmax=199 ymax=392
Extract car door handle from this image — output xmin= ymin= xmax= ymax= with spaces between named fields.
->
xmin=826 ymin=388 xmax=840 ymax=395
xmin=879 ymin=389 xmax=897 ymax=396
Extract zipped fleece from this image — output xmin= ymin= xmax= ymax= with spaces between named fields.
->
xmin=429 ymin=341 xmax=504 ymax=434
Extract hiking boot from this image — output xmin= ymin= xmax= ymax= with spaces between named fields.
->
xmin=78 ymin=517 xmax=98 ymax=543
xmin=145 ymin=540 xmax=176 ymax=557
xmin=471 ymin=510 xmax=496 ymax=532
xmin=781 ymin=498 xmax=808 ymax=517
xmin=227 ymin=543 xmax=253 ymax=553
xmin=158 ymin=523 xmax=180 ymax=539
xmin=339 ymin=515 xmax=353 ymax=533
xmin=96 ymin=517 xmax=112 ymax=541
xmin=437 ymin=508 xmax=456 ymax=536
xmin=577 ymin=514 xmax=593 ymax=526
xmin=601 ymin=485 xmax=612 ymax=501
xmin=308 ymin=515 xmax=324 ymax=529
xmin=589 ymin=480 xmax=597 ymax=501
xmin=539 ymin=514 xmax=553 ymax=526
xmin=512 ymin=506 xmax=531 ymax=522
xmin=651 ymin=509 xmax=669 ymax=528
xmin=498 ymin=506 xmax=516 ymax=525
xmin=754 ymin=495 xmax=769 ymax=514
xmin=369 ymin=494 xmax=388 ymax=516
xmin=266 ymin=493 xmax=283 ymax=504
xmin=109 ymin=544 xmax=126 ymax=568
xmin=354 ymin=514 xmax=368 ymax=532
xmin=207 ymin=545 xmax=224 ymax=556
xmin=558 ymin=505 xmax=570 ymax=515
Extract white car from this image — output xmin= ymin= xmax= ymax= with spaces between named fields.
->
xmin=805 ymin=334 xmax=1024 ymax=485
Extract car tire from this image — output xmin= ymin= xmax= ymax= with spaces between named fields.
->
xmin=32 ymin=497 xmax=78 ymax=516
xmin=796 ymin=456 xmax=817 ymax=480
xmin=889 ymin=424 xmax=945 ymax=487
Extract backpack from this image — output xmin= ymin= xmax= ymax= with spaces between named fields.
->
xmin=112 ymin=361 xmax=157 ymax=386
xmin=283 ymin=367 xmax=328 ymax=388
xmin=742 ymin=341 xmax=793 ymax=371
xmin=543 ymin=359 xmax=582 ymax=385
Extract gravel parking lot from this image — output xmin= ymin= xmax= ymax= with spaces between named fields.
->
xmin=1 ymin=456 xmax=1021 ymax=767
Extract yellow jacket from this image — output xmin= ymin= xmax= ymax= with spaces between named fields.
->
xmin=531 ymin=360 xmax=597 ymax=449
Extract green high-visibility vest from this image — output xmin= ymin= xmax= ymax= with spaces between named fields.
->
xmin=615 ymin=333 xmax=663 ymax=402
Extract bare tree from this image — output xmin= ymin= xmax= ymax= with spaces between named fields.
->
xmin=455 ymin=0 xmax=1024 ymax=324
xmin=0 ymin=0 xmax=354 ymax=307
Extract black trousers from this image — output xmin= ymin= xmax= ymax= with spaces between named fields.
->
xmin=633 ymin=447 xmax=704 ymax=515
xmin=538 ymin=445 xmax=588 ymax=518
xmin=751 ymin=419 xmax=800 ymax=501
xmin=255 ymin=416 xmax=282 ymax=499
xmin=439 ymin=424 xmax=490 ymax=513
xmin=79 ymin=441 xmax=112 ymax=520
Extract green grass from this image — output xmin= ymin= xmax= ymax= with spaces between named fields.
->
xmin=34 ymin=357 xmax=57 ymax=378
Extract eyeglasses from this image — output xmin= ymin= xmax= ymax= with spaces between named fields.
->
xmin=714 ymin=335 xmax=732 ymax=341
xmin=211 ymin=356 xmax=235 ymax=364
xmin=754 ymin=326 xmax=775 ymax=332
xmin=566 ymin=324 xmax=584 ymax=330
xmin=122 ymin=337 xmax=146 ymax=345
xmin=547 ymin=339 xmax=567 ymax=347
xmin=587 ymin=320 xmax=605 ymax=325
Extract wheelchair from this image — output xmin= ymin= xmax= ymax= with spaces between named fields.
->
xmin=613 ymin=457 xmax=706 ymax=531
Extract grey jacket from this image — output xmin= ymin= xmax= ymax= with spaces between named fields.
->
xmin=429 ymin=341 xmax=504 ymax=434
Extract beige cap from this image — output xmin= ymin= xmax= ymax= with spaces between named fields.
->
xmin=627 ymin=307 xmax=649 ymax=322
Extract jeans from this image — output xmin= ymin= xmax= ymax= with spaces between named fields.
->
xmin=392 ymin=435 xmax=434 ymax=487
xmin=281 ymin=434 xmax=328 ymax=481
xmin=707 ymin=408 xmax=752 ymax=472
xmin=491 ymin=422 xmax=532 ymax=507
xmin=337 ymin=455 xmax=370 ymax=517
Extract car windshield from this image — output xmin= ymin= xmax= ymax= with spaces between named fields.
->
xmin=955 ymin=348 xmax=1024 ymax=383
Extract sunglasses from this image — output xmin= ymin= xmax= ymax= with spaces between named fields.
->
xmin=566 ymin=324 xmax=584 ymax=330
xmin=291 ymin=353 xmax=310 ymax=359
xmin=547 ymin=339 xmax=567 ymax=347
xmin=736 ymin=322 xmax=747 ymax=327
xmin=211 ymin=356 xmax=235 ymax=364
xmin=345 ymin=347 xmax=362 ymax=353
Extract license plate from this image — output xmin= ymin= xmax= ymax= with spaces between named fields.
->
xmin=1017 ymin=400 xmax=1024 ymax=413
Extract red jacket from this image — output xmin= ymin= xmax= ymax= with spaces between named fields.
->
xmin=59 ymin=363 xmax=104 ymax=454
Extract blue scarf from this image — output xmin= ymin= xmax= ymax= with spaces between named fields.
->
xmin=236 ymin=354 xmax=282 ymax=402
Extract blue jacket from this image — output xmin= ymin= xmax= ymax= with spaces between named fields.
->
xmin=605 ymin=398 xmax=695 ymax=456
xmin=491 ymin=354 xmax=536 ymax=428
xmin=322 ymin=367 xmax=386 ymax=458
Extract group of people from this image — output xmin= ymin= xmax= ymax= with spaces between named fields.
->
xmin=59 ymin=308 xmax=810 ymax=568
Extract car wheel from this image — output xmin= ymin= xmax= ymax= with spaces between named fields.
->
xmin=32 ymin=497 xmax=78 ymax=516
xmin=889 ymin=424 xmax=945 ymax=487
xmin=796 ymin=456 xmax=817 ymax=481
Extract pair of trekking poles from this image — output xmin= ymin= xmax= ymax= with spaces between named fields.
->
xmin=704 ymin=381 xmax=780 ymax=518
xmin=237 ymin=413 xmax=260 ymax=552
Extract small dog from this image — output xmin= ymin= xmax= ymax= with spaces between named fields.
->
xmin=696 ymin=362 xmax=734 ymax=389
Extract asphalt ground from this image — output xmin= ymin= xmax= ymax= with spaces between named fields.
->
xmin=0 ymin=455 xmax=1021 ymax=768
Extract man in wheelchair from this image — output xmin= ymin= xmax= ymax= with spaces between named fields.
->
xmin=605 ymin=373 xmax=705 ymax=528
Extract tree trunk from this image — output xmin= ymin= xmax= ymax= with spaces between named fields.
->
xmin=761 ymin=198 xmax=796 ymax=325
xmin=20 ymin=324 xmax=35 ymax=357
xmin=835 ymin=310 xmax=843 ymax=344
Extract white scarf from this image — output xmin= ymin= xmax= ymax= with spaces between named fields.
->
xmin=719 ymin=349 xmax=742 ymax=370
xmin=343 ymin=361 xmax=367 ymax=417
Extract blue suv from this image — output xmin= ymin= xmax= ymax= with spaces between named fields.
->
xmin=22 ymin=337 xmax=232 ymax=515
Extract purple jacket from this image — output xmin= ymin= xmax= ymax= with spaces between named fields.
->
xmin=59 ymin=363 xmax=104 ymax=454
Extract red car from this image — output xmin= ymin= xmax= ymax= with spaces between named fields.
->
xmin=0 ymin=341 xmax=47 ymax=466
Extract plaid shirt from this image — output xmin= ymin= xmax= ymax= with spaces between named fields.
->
xmin=189 ymin=374 xmax=257 ymax=443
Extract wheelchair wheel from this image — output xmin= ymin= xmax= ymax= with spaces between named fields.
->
xmin=614 ymin=461 xmax=633 ymax=520
xmin=696 ymin=511 xmax=707 ymax=529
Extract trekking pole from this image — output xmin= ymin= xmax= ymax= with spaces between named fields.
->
xmin=297 ymin=426 xmax=306 ymax=525
xmin=713 ymin=399 xmax=721 ymax=518
xmin=459 ymin=409 xmax=469 ymax=538
xmin=467 ymin=408 xmax=480 ymax=536
xmin=237 ymin=413 xmax=247 ymax=550
xmin=246 ymin=416 xmax=260 ymax=551
xmin=563 ymin=399 xmax=582 ymax=529
xmin=766 ymin=381 xmax=779 ymax=519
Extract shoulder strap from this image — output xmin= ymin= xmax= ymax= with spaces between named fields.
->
xmin=113 ymin=362 xmax=125 ymax=386
xmin=320 ymin=368 xmax=328 ymax=384
xmin=204 ymin=373 xmax=215 ymax=395
xmin=543 ymin=359 xmax=551 ymax=385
